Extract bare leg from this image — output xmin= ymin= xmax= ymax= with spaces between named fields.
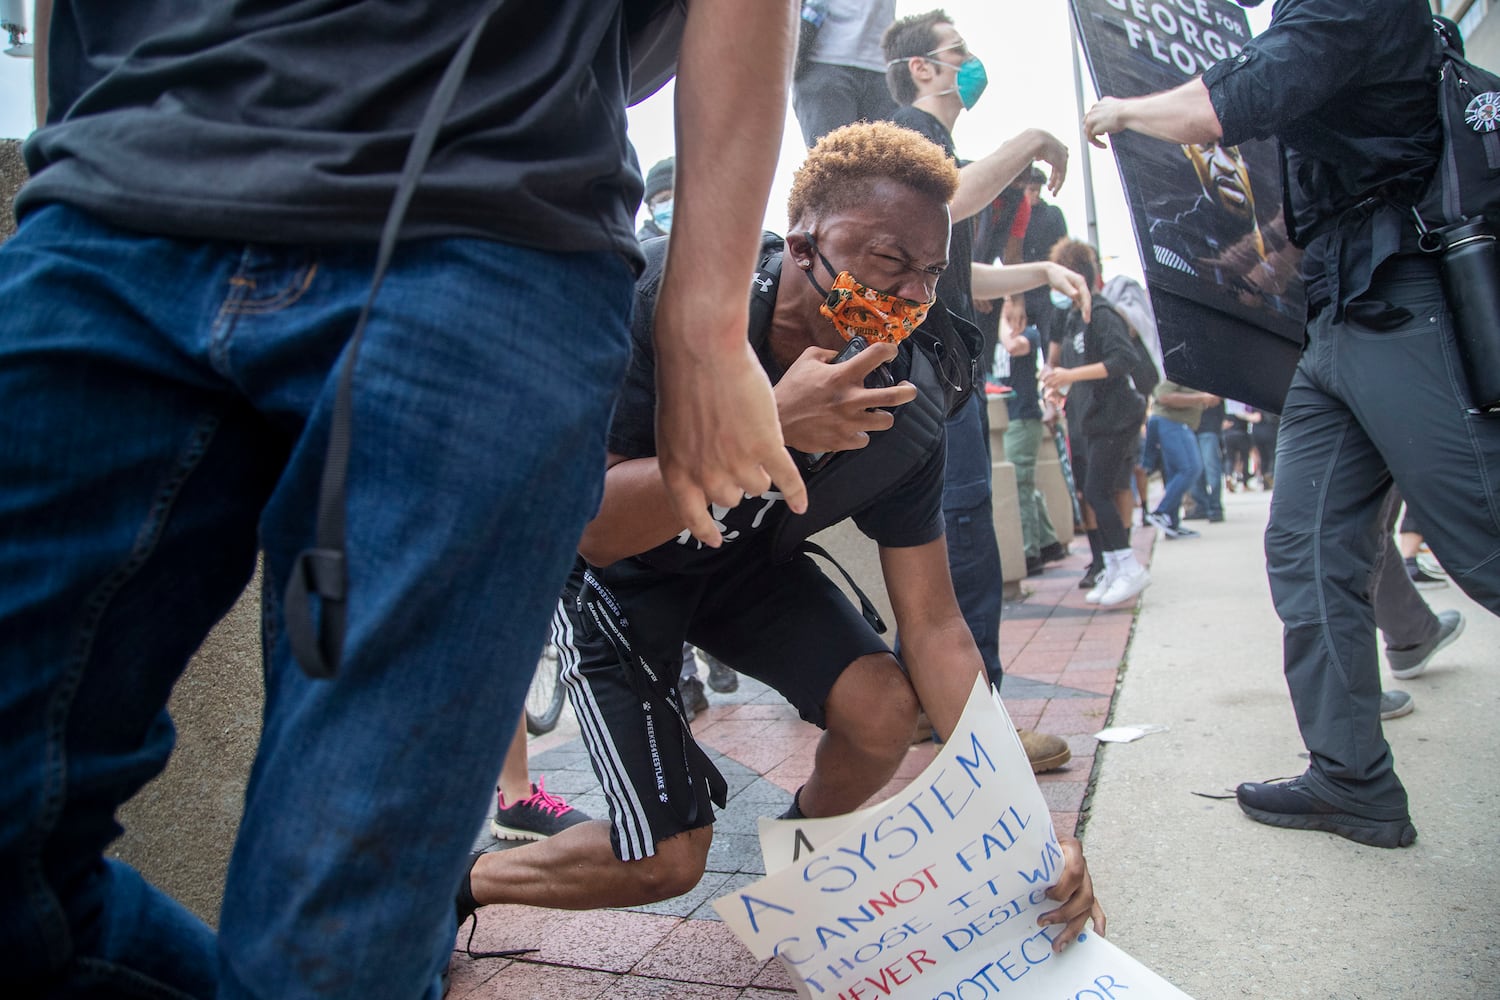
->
xmin=1398 ymin=531 xmax=1423 ymax=560
xmin=471 ymin=822 xmax=712 ymax=909
xmin=497 ymin=713 xmax=530 ymax=804
xmin=1114 ymin=487 xmax=1134 ymax=534
xmin=800 ymin=652 xmax=920 ymax=817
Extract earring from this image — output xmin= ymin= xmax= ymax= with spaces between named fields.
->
xmin=799 ymin=259 xmax=812 ymax=269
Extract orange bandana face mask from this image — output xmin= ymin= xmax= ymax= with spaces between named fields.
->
xmin=802 ymin=235 xmax=932 ymax=344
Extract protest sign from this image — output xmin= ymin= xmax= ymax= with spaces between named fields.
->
xmin=714 ymin=677 xmax=1195 ymax=999
xmin=1070 ymin=0 xmax=1304 ymax=412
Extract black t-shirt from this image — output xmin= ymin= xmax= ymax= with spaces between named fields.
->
xmin=1002 ymin=327 xmax=1042 ymax=423
xmin=889 ymin=107 xmax=977 ymax=330
xmin=1197 ymin=401 xmax=1226 ymax=437
xmin=20 ymin=0 xmax=675 ymax=266
xmin=1058 ymin=302 xmax=1145 ymax=438
xmin=608 ymin=239 xmax=947 ymax=575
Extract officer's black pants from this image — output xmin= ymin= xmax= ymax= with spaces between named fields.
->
xmin=1266 ymin=255 xmax=1500 ymax=817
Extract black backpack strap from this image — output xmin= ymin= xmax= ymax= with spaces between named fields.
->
xmin=768 ymin=341 xmax=948 ymax=560
xmin=284 ymin=0 xmax=506 ymax=680
xmin=747 ymin=238 xmax=784 ymax=354
xmin=799 ymin=541 xmax=887 ymax=634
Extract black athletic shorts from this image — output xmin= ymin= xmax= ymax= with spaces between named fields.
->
xmin=555 ymin=550 xmax=889 ymax=862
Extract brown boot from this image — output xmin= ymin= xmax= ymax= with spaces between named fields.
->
xmin=1018 ymin=730 xmax=1071 ymax=773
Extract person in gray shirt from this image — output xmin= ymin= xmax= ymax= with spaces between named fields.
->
xmin=792 ymin=0 xmax=898 ymax=147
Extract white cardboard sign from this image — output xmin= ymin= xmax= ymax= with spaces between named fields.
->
xmin=713 ymin=677 xmax=1195 ymax=1000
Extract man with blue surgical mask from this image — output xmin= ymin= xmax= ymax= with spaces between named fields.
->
xmin=638 ymin=156 xmax=675 ymax=240
xmin=881 ymin=9 xmax=1089 ymax=773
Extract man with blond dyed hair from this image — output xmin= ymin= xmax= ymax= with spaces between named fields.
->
xmin=457 ymin=123 xmax=1103 ymax=945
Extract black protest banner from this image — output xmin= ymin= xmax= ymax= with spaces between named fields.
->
xmin=1070 ymin=0 xmax=1303 ymax=411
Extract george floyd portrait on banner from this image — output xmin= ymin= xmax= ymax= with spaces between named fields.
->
xmin=1148 ymin=138 xmax=1300 ymax=320
xmin=1069 ymin=0 xmax=1304 ymax=411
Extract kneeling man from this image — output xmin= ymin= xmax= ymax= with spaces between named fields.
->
xmin=462 ymin=122 xmax=1101 ymax=945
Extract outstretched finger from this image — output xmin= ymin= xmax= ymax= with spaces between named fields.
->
xmin=762 ymin=447 xmax=808 ymax=514
xmin=1048 ymin=158 xmax=1068 ymax=194
xmin=669 ymin=481 xmax=724 ymax=548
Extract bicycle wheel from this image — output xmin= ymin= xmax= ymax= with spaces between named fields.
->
xmin=525 ymin=644 xmax=566 ymax=736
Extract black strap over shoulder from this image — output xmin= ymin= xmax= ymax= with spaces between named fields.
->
xmin=283 ymin=0 xmax=505 ymax=679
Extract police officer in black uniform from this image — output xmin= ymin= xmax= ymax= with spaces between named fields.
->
xmin=1085 ymin=0 xmax=1500 ymax=849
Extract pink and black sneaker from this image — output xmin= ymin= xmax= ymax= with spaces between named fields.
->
xmin=490 ymin=778 xmax=592 ymax=841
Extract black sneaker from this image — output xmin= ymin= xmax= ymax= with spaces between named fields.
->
xmin=1404 ymin=557 xmax=1447 ymax=591
xmin=1025 ymin=554 xmax=1045 ymax=576
xmin=680 ymin=674 xmax=710 ymax=720
xmin=1235 ymin=775 xmax=1416 ymax=848
xmin=1079 ymin=562 xmax=1105 ymax=589
xmin=702 ymin=651 xmax=739 ymax=693
xmin=1146 ymin=511 xmax=1187 ymax=539
xmin=491 ymin=779 xmax=592 ymax=841
xmin=1039 ymin=541 xmax=1070 ymax=563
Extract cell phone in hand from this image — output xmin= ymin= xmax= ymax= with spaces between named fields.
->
xmin=831 ymin=335 xmax=896 ymax=389
xmin=800 ymin=336 xmax=898 ymax=473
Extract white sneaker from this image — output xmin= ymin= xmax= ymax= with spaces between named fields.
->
xmin=1098 ymin=565 xmax=1151 ymax=606
xmin=1085 ymin=564 xmax=1116 ymax=604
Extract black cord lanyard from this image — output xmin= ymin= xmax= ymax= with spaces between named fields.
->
xmin=283 ymin=0 xmax=506 ymax=679
xmin=579 ymin=569 xmax=729 ymax=822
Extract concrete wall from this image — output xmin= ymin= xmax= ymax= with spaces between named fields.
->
xmin=111 ymin=582 xmax=263 ymax=927
xmin=1467 ymin=8 xmax=1500 ymax=71
xmin=1 ymin=139 xmax=24 ymax=241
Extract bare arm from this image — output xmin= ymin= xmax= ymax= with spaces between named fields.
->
xmin=971 ymin=261 xmax=1090 ymax=323
xmin=1084 ymin=77 xmax=1222 ymax=148
xmin=951 ymin=128 xmax=1068 ymax=222
xmin=33 ymin=0 xmax=52 ymax=124
xmin=1156 ymin=389 xmax=1217 ymax=408
xmin=1040 ymin=362 xmax=1108 ymax=393
xmin=998 ymin=306 xmax=1030 ymax=357
xmin=879 ymin=538 xmax=986 ymax=740
xmin=653 ymin=0 xmax=807 ymax=547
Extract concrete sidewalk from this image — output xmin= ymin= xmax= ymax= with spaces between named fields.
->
xmin=1087 ymin=487 xmax=1500 ymax=998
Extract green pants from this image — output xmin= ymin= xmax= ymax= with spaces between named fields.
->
xmin=1002 ymin=418 xmax=1059 ymax=559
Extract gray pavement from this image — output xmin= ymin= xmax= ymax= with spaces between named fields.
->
xmin=1086 ymin=487 xmax=1500 ymax=999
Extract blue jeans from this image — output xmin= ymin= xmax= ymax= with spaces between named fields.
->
xmin=942 ymin=392 xmax=1003 ymax=687
xmin=1188 ymin=430 xmax=1224 ymax=518
xmin=0 ymin=205 xmax=634 ymax=997
xmin=1146 ymin=415 xmax=1203 ymax=527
